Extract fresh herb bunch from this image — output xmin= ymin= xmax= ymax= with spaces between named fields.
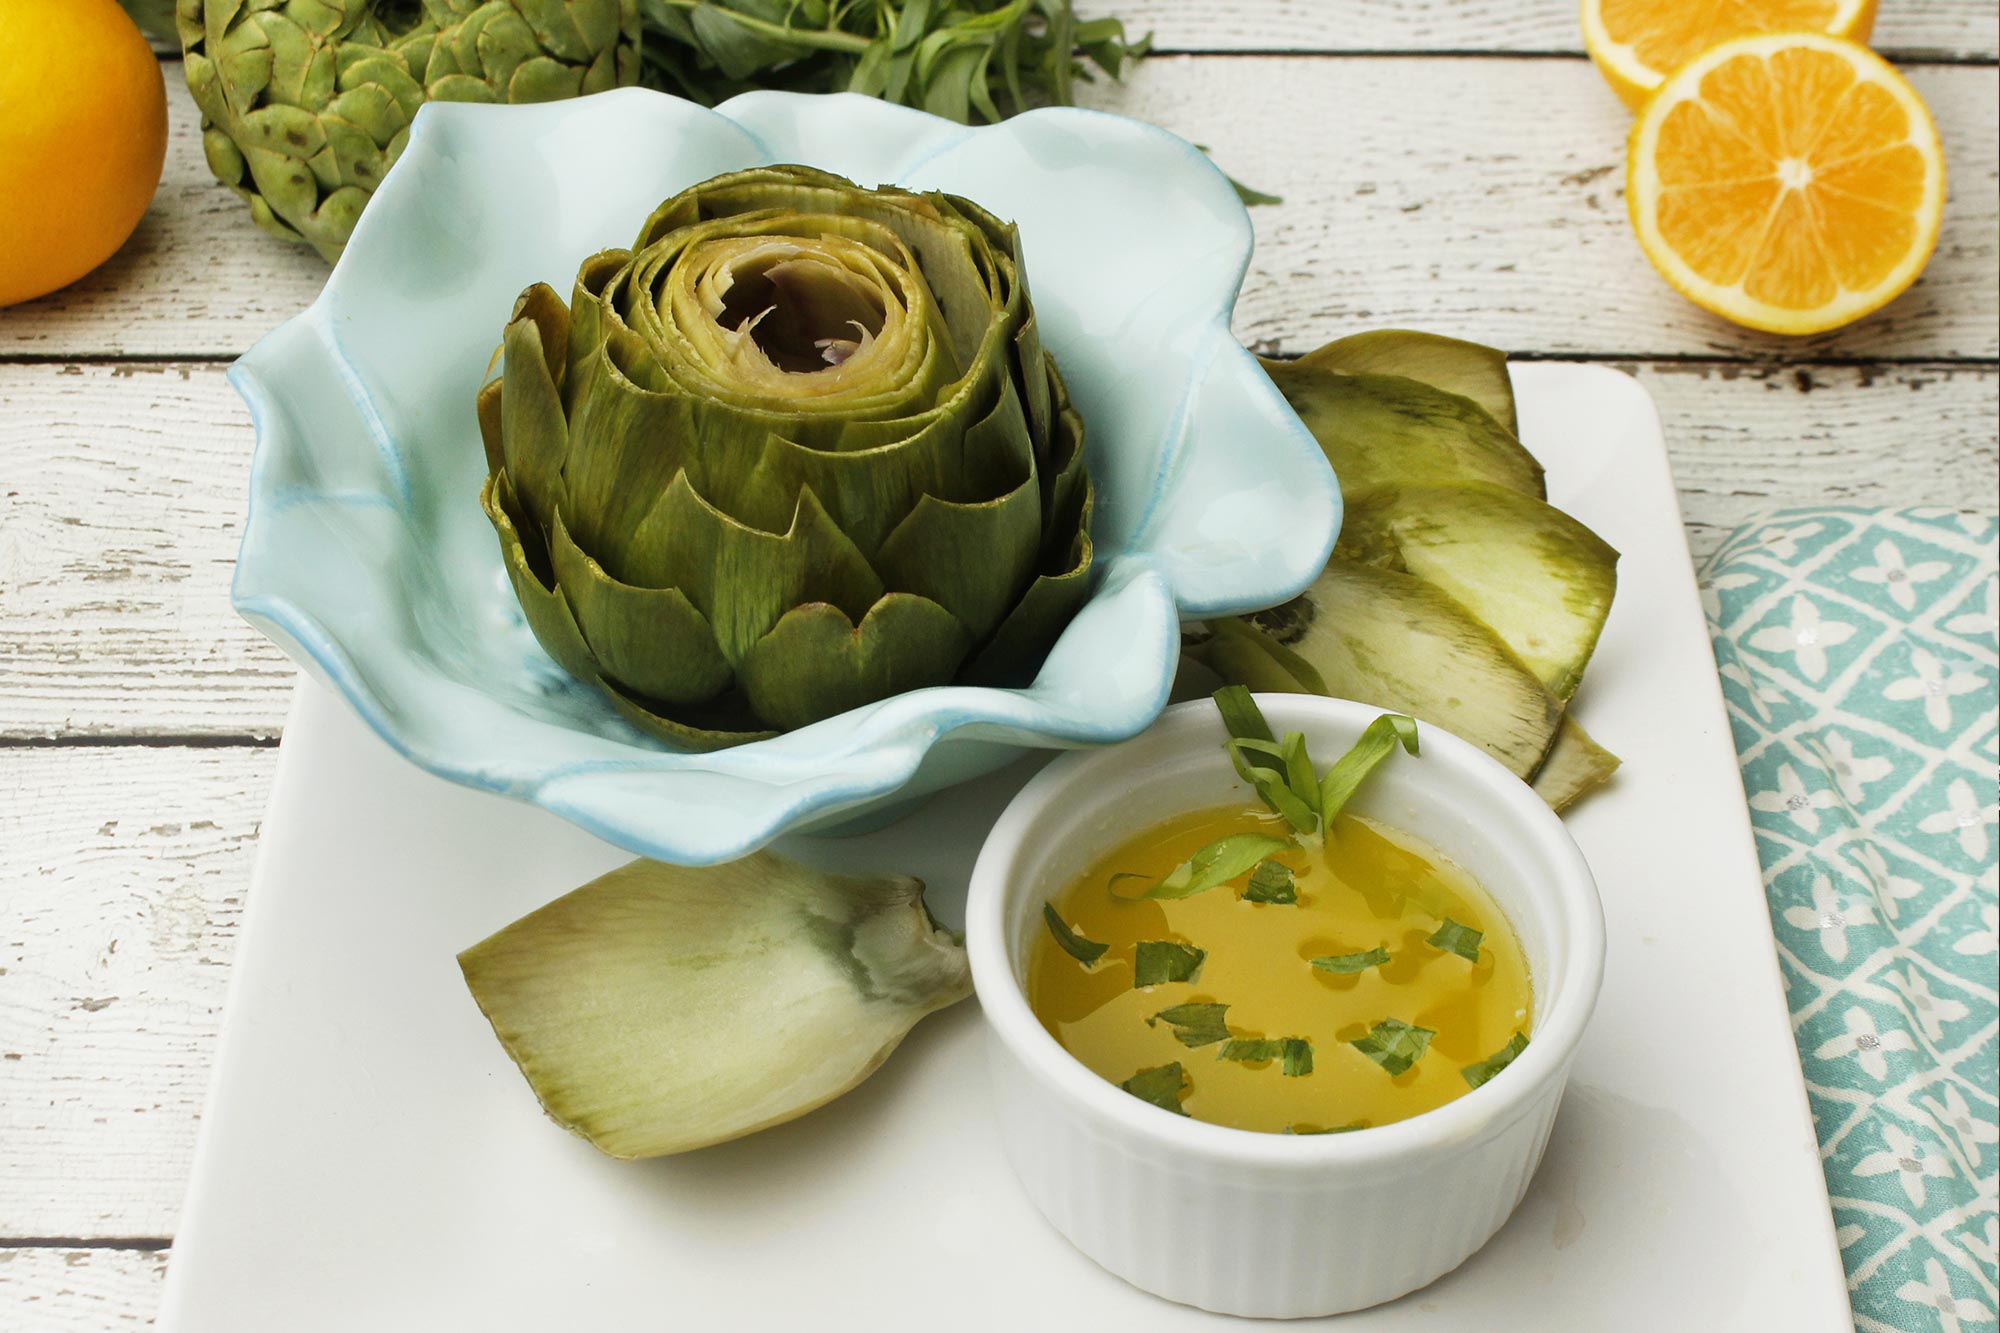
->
xmin=638 ymin=0 xmax=1150 ymax=123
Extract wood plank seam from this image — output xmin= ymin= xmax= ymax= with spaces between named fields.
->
xmin=0 ymin=1240 xmax=171 ymax=1253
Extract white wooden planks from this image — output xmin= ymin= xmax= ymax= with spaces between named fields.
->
xmin=0 ymin=1249 xmax=167 ymax=1331
xmin=0 ymin=748 xmax=274 ymax=1242
xmin=1105 ymin=0 xmax=2000 ymax=60
xmin=3 ymin=58 xmax=1993 ymax=360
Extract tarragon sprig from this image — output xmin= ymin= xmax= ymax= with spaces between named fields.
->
xmin=637 ymin=0 xmax=1148 ymax=124
xmin=1216 ymin=686 xmax=1420 ymax=845
xmin=1113 ymin=691 xmax=1419 ymax=901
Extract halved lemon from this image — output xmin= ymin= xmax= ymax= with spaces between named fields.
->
xmin=1582 ymin=0 xmax=1877 ymax=110
xmin=1627 ymin=32 xmax=1945 ymax=336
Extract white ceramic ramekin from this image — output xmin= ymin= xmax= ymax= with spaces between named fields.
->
xmin=966 ymin=695 xmax=1606 ymax=1319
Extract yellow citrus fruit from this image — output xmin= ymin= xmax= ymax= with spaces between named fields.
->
xmin=0 ymin=0 xmax=168 ymax=308
xmin=1582 ymin=0 xmax=1878 ymax=110
xmin=1627 ymin=33 xmax=1945 ymax=336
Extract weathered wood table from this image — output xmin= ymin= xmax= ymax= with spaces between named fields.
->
xmin=2 ymin=4 xmax=1995 ymax=1325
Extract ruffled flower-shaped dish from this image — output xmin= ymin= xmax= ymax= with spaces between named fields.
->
xmin=231 ymin=90 xmax=1339 ymax=864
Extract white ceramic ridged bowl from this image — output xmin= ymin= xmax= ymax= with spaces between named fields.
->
xmin=966 ymin=695 xmax=1607 ymax=1318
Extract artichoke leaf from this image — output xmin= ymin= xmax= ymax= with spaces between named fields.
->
xmin=1290 ymin=329 xmax=1518 ymax=435
xmin=1531 ymin=715 xmax=1622 ymax=811
xmin=1199 ymin=558 xmax=1561 ymax=778
xmin=558 ymin=347 xmax=702 ymax=554
xmin=500 ymin=309 xmax=572 ymax=543
xmin=1337 ymin=482 xmax=1618 ymax=701
xmin=742 ymin=593 xmax=972 ymax=732
xmin=1186 ymin=616 xmax=1324 ymax=696
xmin=547 ymin=510 xmax=734 ymax=706
xmin=510 ymin=282 xmax=571 ymax=396
xmin=485 ymin=473 xmax=598 ymax=681
xmin=488 ymin=477 xmax=766 ymax=750
xmin=962 ymin=480 xmax=1095 ymax=688
xmin=1261 ymin=362 xmax=1544 ymax=500
xmin=873 ymin=471 xmax=1044 ymax=642
xmin=459 ymin=851 xmax=971 ymax=1160
xmin=619 ymin=476 xmax=884 ymax=666
xmin=475 ymin=376 xmax=505 ymax=476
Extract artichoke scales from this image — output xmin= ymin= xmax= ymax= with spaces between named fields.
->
xmin=177 ymin=0 xmax=642 ymax=261
xmin=459 ymin=850 xmax=971 ymax=1159
xmin=481 ymin=166 xmax=1094 ymax=748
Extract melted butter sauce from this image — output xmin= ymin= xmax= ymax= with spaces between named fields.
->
xmin=1029 ymin=805 xmax=1532 ymax=1134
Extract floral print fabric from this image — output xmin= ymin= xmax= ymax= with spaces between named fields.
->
xmin=1705 ymin=508 xmax=1998 ymax=1333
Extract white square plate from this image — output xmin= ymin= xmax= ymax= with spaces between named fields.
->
xmin=159 ymin=364 xmax=1851 ymax=1330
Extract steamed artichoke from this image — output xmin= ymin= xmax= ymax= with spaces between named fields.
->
xmin=460 ymin=851 xmax=970 ymax=1159
xmin=178 ymin=0 xmax=641 ymax=261
xmin=480 ymin=165 xmax=1094 ymax=748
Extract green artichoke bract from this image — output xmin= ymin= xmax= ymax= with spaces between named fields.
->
xmin=177 ymin=0 xmax=640 ymax=261
xmin=479 ymin=165 xmax=1094 ymax=749
xmin=1190 ymin=330 xmax=1621 ymax=812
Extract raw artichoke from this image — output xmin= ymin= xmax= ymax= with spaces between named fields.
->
xmin=480 ymin=165 xmax=1093 ymax=748
xmin=459 ymin=851 xmax=970 ymax=1159
xmin=177 ymin=0 xmax=641 ymax=261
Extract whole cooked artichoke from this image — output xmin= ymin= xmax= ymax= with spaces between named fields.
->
xmin=178 ymin=0 xmax=640 ymax=261
xmin=479 ymin=165 xmax=1093 ymax=749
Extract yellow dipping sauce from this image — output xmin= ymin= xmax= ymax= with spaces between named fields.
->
xmin=1029 ymin=804 xmax=1532 ymax=1134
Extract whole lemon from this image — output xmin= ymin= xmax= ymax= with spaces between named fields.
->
xmin=0 ymin=0 xmax=169 ymax=308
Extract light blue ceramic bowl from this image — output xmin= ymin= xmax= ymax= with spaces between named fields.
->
xmin=230 ymin=89 xmax=1339 ymax=864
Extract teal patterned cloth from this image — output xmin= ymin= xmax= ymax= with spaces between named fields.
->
xmin=1704 ymin=508 xmax=1998 ymax=1333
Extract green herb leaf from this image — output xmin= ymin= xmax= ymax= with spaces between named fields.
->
xmin=1211 ymin=683 xmax=1275 ymax=743
xmin=1311 ymin=947 xmax=1392 ymax=975
xmin=1318 ymin=713 xmax=1420 ymax=825
xmin=1286 ymin=1119 xmax=1370 ymax=1135
xmin=1041 ymin=902 xmax=1106 ymax=966
xmin=1426 ymin=918 xmax=1485 ymax=963
xmin=1149 ymin=1002 xmax=1232 ymax=1048
xmin=1117 ymin=832 xmax=1293 ymax=900
xmin=1219 ymin=1036 xmax=1313 ymax=1076
xmin=1244 ymin=858 xmax=1298 ymax=904
xmin=1224 ymin=736 xmax=1321 ymax=833
xmin=1213 ymin=688 xmax=1321 ymax=833
xmin=1230 ymin=176 xmax=1285 ymax=207
xmin=1120 ymin=1062 xmax=1189 ymax=1115
xmin=637 ymin=0 xmax=1150 ymax=128
xmin=1348 ymin=1018 xmax=1436 ymax=1076
xmin=1462 ymin=1032 xmax=1530 ymax=1089
xmin=1134 ymin=941 xmax=1206 ymax=987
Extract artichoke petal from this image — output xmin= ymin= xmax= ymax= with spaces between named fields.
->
xmin=742 ymin=594 xmax=972 ymax=732
xmin=620 ymin=476 xmax=886 ymax=666
xmin=458 ymin=850 xmax=970 ymax=1160
xmin=1531 ymin=716 xmax=1621 ymax=811
xmin=1290 ymin=329 xmax=1519 ymax=436
xmin=873 ymin=473 xmax=1042 ymax=643
xmin=558 ymin=343 xmax=699 ymax=553
xmin=475 ymin=376 xmax=505 ymax=476
xmin=511 ymin=282 xmax=571 ymax=395
xmin=483 ymin=472 xmax=600 ymax=685
xmin=500 ymin=299 xmax=571 ymax=543
xmin=599 ymin=689 xmax=778 ymax=752
xmin=488 ymin=476 xmax=769 ymax=750
xmin=549 ymin=510 xmax=732 ymax=707
xmin=962 ymin=477 xmax=1095 ymax=687
xmin=1259 ymin=361 xmax=1545 ymax=501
